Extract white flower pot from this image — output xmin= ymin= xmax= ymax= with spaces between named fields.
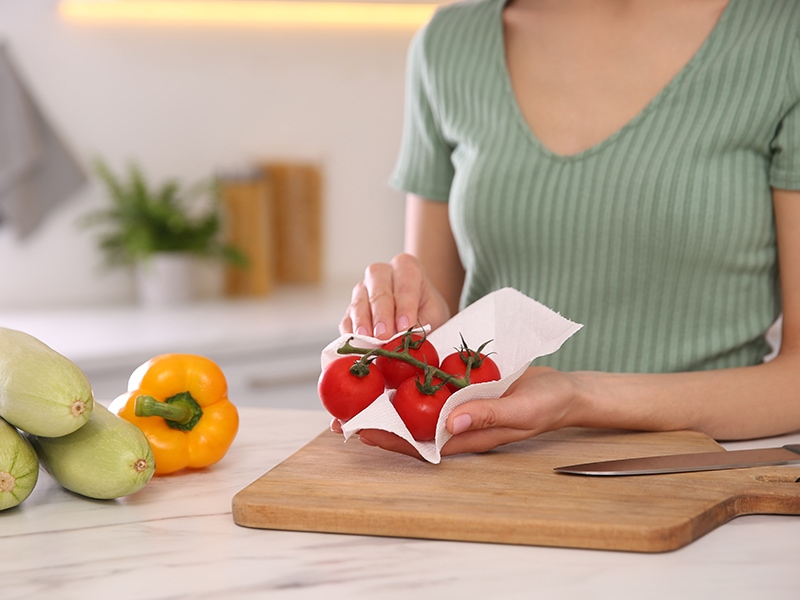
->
xmin=135 ymin=253 xmax=196 ymax=307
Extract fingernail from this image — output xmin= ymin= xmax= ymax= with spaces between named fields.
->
xmin=358 ymin=434 xmax=377 ymax=446
xmin=451 ymin=414 xmax=472 ymax=435
xmin=396 ymin=316 xmax=410 ymax=331
xmin=373 ymin=322 xmax=387 ymax=337
xmin=355 ymin=326 xmax=369 ymax=336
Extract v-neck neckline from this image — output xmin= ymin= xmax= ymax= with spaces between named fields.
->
xmin=495 ymin=0 xmax=736 ymax=162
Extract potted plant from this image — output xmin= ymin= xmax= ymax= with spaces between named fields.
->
xmin=82 ymin=160 xmax=246 ymax=306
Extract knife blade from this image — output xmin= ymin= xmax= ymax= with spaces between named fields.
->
xmin=554 ymin=443 xmax=800 ymax=476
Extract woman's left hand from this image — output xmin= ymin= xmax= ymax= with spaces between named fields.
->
xmin=336 ymin=366 xmax=586 ymax=459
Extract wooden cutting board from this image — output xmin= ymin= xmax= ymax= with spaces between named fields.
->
xmin=231 ymin=427 xmax=800 ymax=552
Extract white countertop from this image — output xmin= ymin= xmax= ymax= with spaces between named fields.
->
xmin=0 ymin=283 xmax=350 ymax=408
xmin=0 ymin=283 xmax=349 ymax=371
xmin=3 ymin=407 xmax=799 ymax=600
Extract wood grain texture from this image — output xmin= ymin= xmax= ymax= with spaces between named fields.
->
xmin=232 ymin=428 xmax=800 ymax=552
xmin=221 ymin=175 xmax=276 ymax=297
xmin=262 ymin=163 xmax=323 ymax=284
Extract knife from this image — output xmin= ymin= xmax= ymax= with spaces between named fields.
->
xmin=554 ymin=444 xmax=800 ymax=476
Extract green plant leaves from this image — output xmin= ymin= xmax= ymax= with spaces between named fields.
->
xmin=81 ymin=160 xmax=247 ymax=268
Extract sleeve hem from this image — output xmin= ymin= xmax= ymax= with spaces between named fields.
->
xmin=388 ymin=174 xmax=450 ymax=202
xmin=770 ymin=173 xmax=800 ymax=191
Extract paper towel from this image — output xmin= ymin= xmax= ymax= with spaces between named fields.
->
xmin=320 ymin=287 xmax=583 ymax=463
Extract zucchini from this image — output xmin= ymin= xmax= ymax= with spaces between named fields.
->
xmin=28 ymin=403 xmax=155 ymax=500
xmin=0 ymin=327 xmax=94 ymax=437
xmin=0 ymin=417 xmax=39 ymax=511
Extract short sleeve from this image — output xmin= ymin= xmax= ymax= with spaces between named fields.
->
xmin=769 ymin=34 xmax=800 ymax=190
xmin=388 ymin=24 xmax=454 ymax=202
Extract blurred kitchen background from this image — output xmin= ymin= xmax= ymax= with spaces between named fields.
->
xmin=0 ymin=0 xmax=444 ymax=407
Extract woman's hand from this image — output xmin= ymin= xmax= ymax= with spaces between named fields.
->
xmin=345 ymin=367 xmax=586 ymax=459
xmin=339 ymin=252 xmax=452 ymax=340
xmin=340 ymin=194 xmax=464 ymax=341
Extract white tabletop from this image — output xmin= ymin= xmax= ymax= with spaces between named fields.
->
xmin=3 ymin=407 xmax=799 ymax=600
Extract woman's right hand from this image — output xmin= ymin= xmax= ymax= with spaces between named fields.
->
xmin=339 ymin=252 xmax=452 ymax=340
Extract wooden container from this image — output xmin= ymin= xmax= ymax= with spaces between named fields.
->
xmin=262 ymin=162 xmax=323 ymax=284
xmin=220 ymin=172 xmax=276 ymax=297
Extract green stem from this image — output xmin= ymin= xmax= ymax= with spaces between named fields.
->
xmin=337 ymin=337 xmax=471 ymax=389
xmin=134 ymin=391 xmax=204 ymax=431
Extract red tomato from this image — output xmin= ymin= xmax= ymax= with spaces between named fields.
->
xmin=440 ymin=350 xmax=501 ymax=392
xmin=376 ymin=334 xmax=440 ymax=390
xmin=318 ymin=357 xmax=385 ymax=421
xmin=392 ymin=376 xmax=451 ymax=441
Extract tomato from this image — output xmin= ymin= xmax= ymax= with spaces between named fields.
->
xmin=392 ymin=376 xmax=451 ymax=441
xmin=318 ymin=356 xmax=385 ymax=421
xmin=376 ymin=334 xmax=440 ymax=390
xmin=440 ymin=349 xmax=501 ymax=392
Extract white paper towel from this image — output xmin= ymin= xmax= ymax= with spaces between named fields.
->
xmin=319 ymin=287 xmax=583 ymax=463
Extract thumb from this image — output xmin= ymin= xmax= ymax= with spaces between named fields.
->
xmin=447 ymin=392 xmax=551 ymax=435
xmin=441 ymin=399 xmax=535 ymax=456
xmin=447 ymin=400 xmax=504 ymax=435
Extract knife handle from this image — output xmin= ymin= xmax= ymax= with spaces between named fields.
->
xmin=783 ymin=444 xmax=800 ymax=456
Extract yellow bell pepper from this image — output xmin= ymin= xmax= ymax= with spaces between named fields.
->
xmin=110 ymin=354 xmax=239 ymax=475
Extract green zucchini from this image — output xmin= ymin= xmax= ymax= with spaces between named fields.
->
xmin=0 ymin=327 xmax=94 ymax=437
xmin=0 ymin=417 xmax=39 ymax=511
xmin=28 ymin=403 xmax=155 ymax=500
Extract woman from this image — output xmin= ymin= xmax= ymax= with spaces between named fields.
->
xmin=338 ymin=0 xmax=800 ymax=458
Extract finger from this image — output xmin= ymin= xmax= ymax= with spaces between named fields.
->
xmin=357 ymin=429 xmax=426 ymax=460
xmin=445 ymin=397 xmax=543 ymax=441
xmin=338 ymin=313 xmax=354 ymax=336
xmin=389 ymin=253 xmax=425 ymax=331
xmin=342 ymin=281 xmax=373 ymax=336
xmin=329 ymin=418 xmax=343 ymax=434
xmin=363 ymin=263 xmax=398 ymax=339
xmin=439 ymin=426 xmax=533 ymax=456
xmin=360 ymin=423 xmax=529 ymax=458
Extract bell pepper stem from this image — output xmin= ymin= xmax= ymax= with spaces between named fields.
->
xmin=134 ymin=392 xmax=203 ymax=431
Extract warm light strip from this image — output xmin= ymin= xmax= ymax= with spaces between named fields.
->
xmin=59 ymin=1 xmax=438 ymax=28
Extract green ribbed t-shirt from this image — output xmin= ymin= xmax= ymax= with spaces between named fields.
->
xmin=389 ymin=0 xmax=800 ymax=374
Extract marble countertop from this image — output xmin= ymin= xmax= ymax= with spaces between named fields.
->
xmin=3 ymin=407 xmax=800 ymax=600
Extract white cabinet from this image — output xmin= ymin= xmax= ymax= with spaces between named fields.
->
xmin=211 ymin=345 xmax=323 ymax=409
xmin=80 ymin=339 xmax=328 ymax=409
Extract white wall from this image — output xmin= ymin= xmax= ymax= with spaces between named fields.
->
xmin=0 ymin=0 xmax=415 ymax=308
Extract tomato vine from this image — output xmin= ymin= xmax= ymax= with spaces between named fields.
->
xmin=336 ymin=330 xmax=494 ymax=391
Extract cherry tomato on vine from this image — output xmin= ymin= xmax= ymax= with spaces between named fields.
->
xmin=318 ymin=356 xmax=385 ymax=421
xmin=392 ymin=376 xmax=451 ymax=441
xmin=376 ymin=334 xmax=440 ymax=389
xmin=440 ymin=349 xmax=501 ymax=392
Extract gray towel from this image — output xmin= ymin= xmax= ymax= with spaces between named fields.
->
xmin=0 ymin=44 xmax=86 ymax=238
